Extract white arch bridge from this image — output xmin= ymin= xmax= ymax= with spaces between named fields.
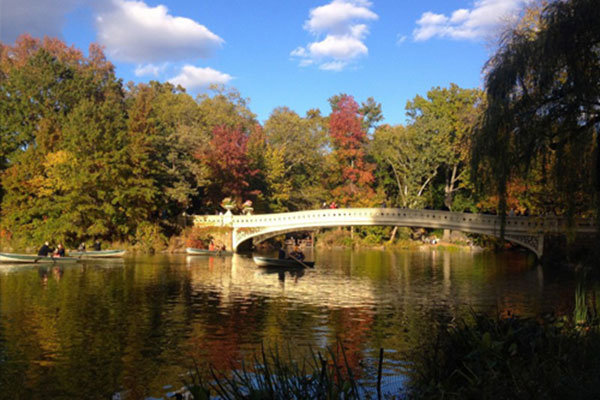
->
xmin=192 ymin=208 xmax=596 ymax=258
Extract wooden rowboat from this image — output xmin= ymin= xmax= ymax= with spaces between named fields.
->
xmin=69 ymin=250 xmax=126 ymax=258
xmin=186 ymin=247 xmax=233 ymax=256
xmin=0 ymin=252 xmax=80 ymax=264
xmin=253 ymin=256 xmax=314 ymax=269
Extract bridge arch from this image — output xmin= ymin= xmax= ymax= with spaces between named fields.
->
xmin=230 ymin=208 xmax=552 ymax=258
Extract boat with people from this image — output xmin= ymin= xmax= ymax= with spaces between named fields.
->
xmin=186 ymin=247 xmax=233 ymax=256
xmin=253 ymin=256 xmax=314 ymax=269
xmin=69 ymin=250 xmax=126 ymax=258
xmin=0 ymin=252 xmax=80 ymax=264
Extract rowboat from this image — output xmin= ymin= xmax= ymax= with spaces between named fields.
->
xmin=0 ymin=252 xmax=80 ymax=264
xmin=253 ymin=256 xmax=314 ymax=269
xmin=69 ymin=250 xmax=126 ymax=258
xmin=186 ymin=247 xmax=233 ymax=256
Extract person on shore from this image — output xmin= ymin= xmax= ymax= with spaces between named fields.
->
xmin=54 ymin=244 xmax=65 ymax=257
xmin=77 ymin=242 xmax=86 ymax=252
xmin=93 ymin=240 xmax=101 ymax=251
xmin=38 ymin=242 xmax=53 ymax=257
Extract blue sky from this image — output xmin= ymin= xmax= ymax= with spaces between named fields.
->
xmin=0 ymin=0 xmax=528 ymax=125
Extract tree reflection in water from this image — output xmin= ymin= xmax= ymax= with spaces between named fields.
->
xmin=0 ymin=250 xmax=586 ymax=398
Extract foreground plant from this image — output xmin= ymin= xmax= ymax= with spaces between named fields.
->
xmin=182 ymin=344 xmax=387 ymax=400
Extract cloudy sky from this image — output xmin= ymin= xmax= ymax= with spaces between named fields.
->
xmin=0 ymin=0 xmax=528 ymax=125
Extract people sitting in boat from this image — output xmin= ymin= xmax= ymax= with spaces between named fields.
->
xmin=289 ymin=246 xmax=305 ymax=261
xmin=208 ymin=241 xmax=215 ymax=251
xmin=77 ymin=242 xmax=86 ymax=252
xmin=54 ymin=244 xmax=65 ymax=257
xmin=37 ymin=241 xmax=53 ymax=257
xmin=93 ymin=240 xmax=101 ymax=251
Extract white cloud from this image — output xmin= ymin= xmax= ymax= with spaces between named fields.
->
xmin=308 ymin=35 xmax=367 ymax=60
xmin=0 ymin=0 xmax=85 ymax=43
xmin=134 ymin=63 xmax=168 ymax=77
xmin=291 ymin=0 xmax=378 ymax=71
xmin=413 ymin=0 xmax=527 ymax=41
xmin=168 ymin=65 xmax=232 ymax=90
xmin=96 ymin=0 xmax=224 ymax=63
xmin=304 ymin=0 xmax=377 ymax=35
xmin=320 ymin=61 xmax=348 ymax=71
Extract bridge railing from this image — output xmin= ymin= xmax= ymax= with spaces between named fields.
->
xmin=193 ymin=215 xmax=225 ymax=226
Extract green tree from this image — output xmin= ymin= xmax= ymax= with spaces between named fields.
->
xmin=126 ymin=81 xmax=207 ymax=224
xmin=406 ymin=84 xmax=482 ymax=211
xmin=370 ymin=124 xmax=438 ymax=208
xmin=263 ymin=107 xmax=328 ymax=210
xmin=196 ymin=85 xmax=257 ymax=134
xmin=0 ymin=36 xmax=146 ymax=244
xmin=359 ymin=97 xmax=383 ymax=134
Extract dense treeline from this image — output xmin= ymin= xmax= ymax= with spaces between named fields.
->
xmin=1 ymin=0 xmax=597 ymax=249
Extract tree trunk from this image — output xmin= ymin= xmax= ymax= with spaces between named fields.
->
xmin=443 ymin=164 xmax=459 ymax=242
xmin=388 ymin=226 xmax=398 ymax=244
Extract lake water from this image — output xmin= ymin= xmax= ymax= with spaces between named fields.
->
xmin=0 ymin=249 xmax=582 ymax=399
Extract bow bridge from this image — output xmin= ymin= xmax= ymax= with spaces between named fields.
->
xmin=193 ymin=208 xmax=596 ymax=258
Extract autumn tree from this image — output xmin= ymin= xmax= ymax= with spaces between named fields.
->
xmin=199 ymin=125 xmax=260 ymax=209
xmin=194 ymin=85 xmax=264 ymax=211
xmin=328 ymin=94 xmax=375 ymax=206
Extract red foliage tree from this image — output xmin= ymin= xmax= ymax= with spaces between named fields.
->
xmin=200 ymin=125 xmax=260 ymax=208
xmin=329 ymin=95 xmax=375 ymax=206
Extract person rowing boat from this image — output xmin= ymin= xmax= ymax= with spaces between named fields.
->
xmin=38 ymin=242 xmax=53 ymax=257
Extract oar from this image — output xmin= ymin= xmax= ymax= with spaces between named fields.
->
xmin=287 ymin=252 xmax=314 ymax=269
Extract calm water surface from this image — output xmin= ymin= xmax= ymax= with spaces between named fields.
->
xmin=0 ymin=249 xmax=582 ymax=398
